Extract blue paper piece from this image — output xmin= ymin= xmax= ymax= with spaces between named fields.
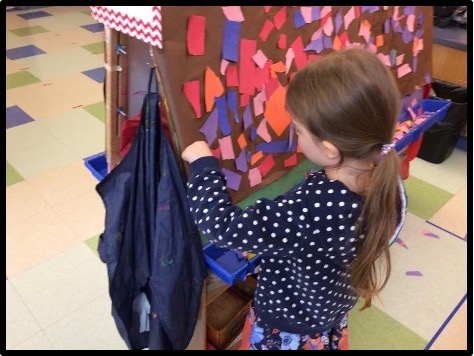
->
xmin=216 ymin=95 xmax=232 ymax=136
xmin=256 ymin=139 xmax=296 ymax=153
xmin=199 ymin=107 xmax=219 ymax=145
xmin=222 ymin=20 xmax=241 ymax=62
xmin=227 ymin=90 xmax=240 ymax=124
xmin=311 ymin=6 xmax=320 ymax=21
xmin=236 ymin=148 xmax=248 ymax=172
xmin=250 ymin=127 xmax=257 ymax=141
xmin=243 ymin=104 xmax=253 ymax=130
xmin=293 ymin=10 xmax=306 ymax=28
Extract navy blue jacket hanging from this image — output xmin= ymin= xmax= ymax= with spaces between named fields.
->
xmin=96 ymin=68 xmax=206 ymax=350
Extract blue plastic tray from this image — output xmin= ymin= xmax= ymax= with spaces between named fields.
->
xmin=84 ymin=152 xmax=107 ymax=181
xmin=203 ymin=243 xmax=261 ymax=286
xmin=395 ymin=99 xmax=451 ymax=152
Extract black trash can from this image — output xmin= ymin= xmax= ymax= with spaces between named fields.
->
xmin=417 ymin=79 xmax=467 ymax=164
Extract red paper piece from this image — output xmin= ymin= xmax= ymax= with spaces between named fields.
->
xmin=264 ymin=6 xmax=272 ymax=13
xmin=183 ymin=80 xmax=201 ymax=118
xmin=278 ymin=33 xmax=287 ymax=49
xmin=240 ymin=92 xmax=250 ymax=107
xmin=258 ymin=154 xmax=275 ymax=177
xmin=291 ymin=36 xmax=308 ymax=70
xmin=187 ymin=15 xmax=206 ymax=56
xmin=259 ymin=19 xmax=274 ymax=42
xmin=211 ymin=146 xmax=221 ymax=159
xmin=273 ymin=6 xmax=287 ymax=30
xmin=226 ymin=65 xmax=239 ymax=87
xmin=239 ymin=39 xmax=257 ymax=95
xmin=284 ymin=153 xmax=298 ymax=167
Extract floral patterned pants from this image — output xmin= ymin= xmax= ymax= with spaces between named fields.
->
xmin=241 ymin=308 xmax=349 ymax=350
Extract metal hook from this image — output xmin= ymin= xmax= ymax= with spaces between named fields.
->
xmin=116 ymin=44 xmax=127 ymax=55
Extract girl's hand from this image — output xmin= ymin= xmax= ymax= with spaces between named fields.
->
xmin=181 ymin=141 xmax=213 ymax=163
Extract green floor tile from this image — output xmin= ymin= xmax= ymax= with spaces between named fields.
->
xmin=348 ymin=300 xmax=427 ymax=350
xmin=6 ymin=71 xmax=41 ymax=90
xmin=10 ymin=26 xmax=49 ymax=37
xmin=82 ymin=41 xmax=105 ymax=55
xmin=85 ymin=234 xmax=100 ymax=257
xmin=6 ymin=161 xmax=24 ymax=186
xmin=403 ymin=176 xmax=454 ymax=221
xmin=83 ymin=101 xmax=105 ymax=123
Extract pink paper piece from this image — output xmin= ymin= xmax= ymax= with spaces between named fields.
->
xmin=397 ymin=63 xmax=412 ymax=78
xmin=396 ymin=54 xmax=405 ymax=66
xmin=253 ymin=91 xmax=266 ymax=116
xmin=323 ymin=16 xmax=334 ymax=36
xmin=344 ymin=7 xmax=355 ymax=30
xmin=252 ymin=49 xmax=269 ymax=69
xmin=257 ymin=118 xmax=272 ymax=142
xmin=248 ymin=167 xmax=262 ymax=187
xmin=183 ymin=80 xmax=201 ymax=118
xmin=285 ymin=48 xmax=295 ymax=74
xmin=300 ymin=6 xmax=313 ymax=23
xmin=219 ymin=136 xmax=236 ymax=160
xmin=187 ymin=15 xmax=205 ymax=56
xmin=220 ymin=59 xmax=229 ymax=75
xmin=221 ymin=6 xmax=244 ymax=22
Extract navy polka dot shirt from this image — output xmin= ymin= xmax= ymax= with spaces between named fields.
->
xmin=186 ymin=156 xmax=404 ymax=334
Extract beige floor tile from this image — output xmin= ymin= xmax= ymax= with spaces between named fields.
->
xmin=6 ymin=208 xmax=82 ymax=277
xmin=6 ymin=121 xmax=56 ymax=155
xmin=43 ymin=293 xmax=128 ymax=350
xmin=409 ymin=149 xmax=468 ymax=195
xmin=28 ymin=10 xmax=98 ymax=32
xmin=7 ymin=96 xmax=15 ymax=107
xmin=38 ymin=108 xmax=105 ymax=158
xmin=12 ymin=331 xmax=55 ymax=350
xmin=430 ymin=298 xmax=468 ymax=350
xmin=6 ymin=136 xmax=79 ymax=179
xmin=6 ymin=281 xmax=42 ymax=350
xmin=53 ymin=190 xmax=106 ymax=241
xmin=429 ymin=185 xmax=467 ymax=238
xmin=12 ymin=47 xmax=104 ymax=81
xmin=6 ymin=180 xmax=48 ymax=226
xmin=6 ymin=72 xmax=103 ymax=120
xmin=30 ymin=27 xmax=102 ymax=53
xmin=9 ymin=243 xmax=109 ymax=329
xmin=41 ymin=6 xmax=91 ymax=16
xmin=26 ymin=160 xmax=101 ymax=207
xmin=373 ymin=222 xmax=467 ymax=341
xmin=6 ymin=14 xmax=31 ymax=31
xmin=6 ymin=58 xmax=25 ymax=74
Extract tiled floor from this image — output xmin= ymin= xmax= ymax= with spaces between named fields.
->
xmin=5 ymin=6 xmax=470 ymax=351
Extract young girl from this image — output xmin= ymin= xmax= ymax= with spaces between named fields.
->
xmin=181 ymin=48 xmax=407 ymax=350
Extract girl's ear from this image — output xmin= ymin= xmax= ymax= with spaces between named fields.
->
xmin=321 ymin=140 xmax=341 ymax=162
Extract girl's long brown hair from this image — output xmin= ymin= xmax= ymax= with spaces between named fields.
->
xmin=286 ymin=48 xmax=401 ymax=310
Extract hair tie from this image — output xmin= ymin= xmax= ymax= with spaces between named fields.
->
xmin=380 ymin=143 xmax=395 ymax=156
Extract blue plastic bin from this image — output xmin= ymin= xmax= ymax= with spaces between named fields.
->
xmin=203 ymin=243 xmax=261 ymax=286
xmin=395 ymin=99 xmax=451 ymax=152
xmin=84 ymin=152 xmax=107 ymax=181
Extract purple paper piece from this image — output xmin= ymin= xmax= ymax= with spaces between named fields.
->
xmin=236 ymin=148 xmax=248 ymax=172
xmin=418 ymin=11 xmax=424 ymax=24
xmin=256 ymin=140 xmax=296 ymax=153
xmin=424 ymin=72 xmax=431 ymax=84
xmin=412 ymin=56 xmax=418 ymax=73
xmin=406 ymin=271 xmax=423 ymax=277
xmin=384 ymin=19 xmax=391 ymax=34
xmin=243 ymin=104 xmax=253 ymax=129
xmin=199 ymin=107 xmax=219 ymax=145
xmin=288 ymin=123 xmax=295 ymax=149
xmin=361 ymin=6 xmax=379 ymax=13
xmin=304 ymin=38 xmax=324 ymax=53
xmin=391 ymin=19 xmax=402 ymax=33
xmin=221 ymin=168 xmax=242 ymax=191
xmin=323 ymin=35 xmax=332 ymax=49
xmin=216 ymin=96 xmax=232 ymax=136
xmin=335 ymin=10 xmax=343 ymax=33
xmin=404 ymin=6 xmax=415 ymax=15
xmin=311 ymin=6 xmax=320 ymax=21
xmin=226 ymin=90 xmax=240 ymax=124
xmin=402 ymin=28 xmax=413 ymax=44
xmin=222 ymin=20 xmax=241 ymax=62
xmin=415 ymin=28 xmax=424 ymax=38
xmin=293 ymin=10 xmax=306 ymax=28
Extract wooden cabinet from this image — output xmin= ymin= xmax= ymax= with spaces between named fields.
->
xmin=432 ymin=43 xmax=467 ymax=87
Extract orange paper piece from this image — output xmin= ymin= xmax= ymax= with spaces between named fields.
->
xmin=183 ymin=80 xmax=201 ymax=118
xmin=205 ymin=66 xmax=225 ymax=112
xmin=332 ymin=35 xmax=342 ymax=51
xmin=264 ymin=85 xmax=291 ymax=136
xmin=237 ymin=133 xmax=247 ymax=149
xmin=376 ymin=34 xmax=384 ymax=47
xmin=270 ymin=61 xmax=286 ymax=73
xmin=250 ymin=151 xmax=264 ymax=166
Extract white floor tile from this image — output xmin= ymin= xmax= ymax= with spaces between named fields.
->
xmin=12 ymin=331 xmax=55 ymax=350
